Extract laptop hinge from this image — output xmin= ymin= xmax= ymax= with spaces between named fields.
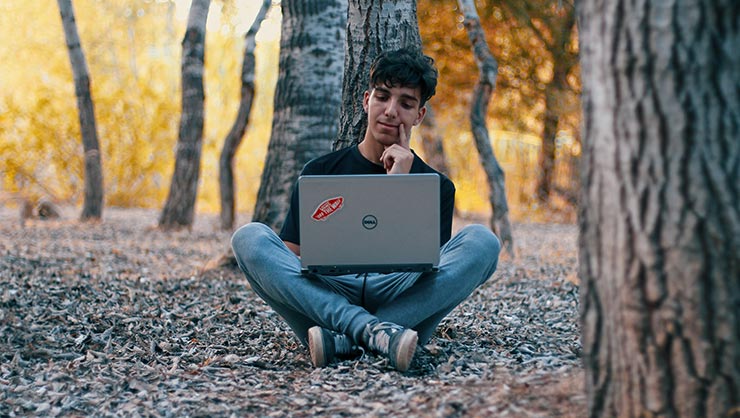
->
xmin=303 ymin=264 xmax=437 ymax=276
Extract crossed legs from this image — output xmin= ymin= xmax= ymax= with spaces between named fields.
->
xmin=231 ymin=222 xmax=500 ymax=347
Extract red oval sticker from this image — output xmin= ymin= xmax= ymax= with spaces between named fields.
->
xmin=311 ymin=197 xmax=344 ymax=221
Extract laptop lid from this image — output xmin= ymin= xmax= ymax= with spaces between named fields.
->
xmin=298 ymin=174 xmax=440 ymax=275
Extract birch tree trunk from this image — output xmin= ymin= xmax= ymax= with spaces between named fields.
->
xmin=252 ymin=0 xmax=346 ymax=231
xmin=579 ymin=0 xmax=739 ymax=416
xmin=159 ymin=0 xmax=210 ymax=230
xmin=334 ymin=0 xmax=422 ymax=150
xmin=57 ymin=0 xmax=104 ymax=221
xmin=218 ymin=0 xmax=270 ymax=231
xmin=458 ymin=0 xmax=513 ymax=254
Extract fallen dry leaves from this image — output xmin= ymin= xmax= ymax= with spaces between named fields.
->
xmin=1 ymin=207 xmax=585 ymax=417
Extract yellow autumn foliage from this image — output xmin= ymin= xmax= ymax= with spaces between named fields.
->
xmin=0 ymin=0 xmax=578 ymax=223
xmin=0 ymin=0 xmax=278 ymax=215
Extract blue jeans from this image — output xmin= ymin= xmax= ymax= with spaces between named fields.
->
xmin=231 ymin=223 xmax=500 ymax=346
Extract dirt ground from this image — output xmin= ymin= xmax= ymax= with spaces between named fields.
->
xmin=1 ymin=206 xmax=586 ymax=417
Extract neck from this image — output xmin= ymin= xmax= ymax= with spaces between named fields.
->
xmin=357 ymin=140 xmax=384 ymax=166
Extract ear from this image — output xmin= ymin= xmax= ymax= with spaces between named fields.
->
xmin=412 ymin=105 xmax=427 ymax=126
xmin=362 ymin=90 xmax=370 ymax=112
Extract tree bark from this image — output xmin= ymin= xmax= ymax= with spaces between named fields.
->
xmin=457 ymin=0 xmax=514 ymax=254
xmin=251 ymin=0 xmax=346 ymax=231
xmin=334 ymin=0 xmax=422 ymax=150
xmin=578 ymin=0 xmax=739 ymax=416
xmin=218 ymin=0 xmax=270 ymax=231
xmin=159 ymin=0 xmax=210 ymax=230
xmin=57 ymin=0 xmax=104 ymax=221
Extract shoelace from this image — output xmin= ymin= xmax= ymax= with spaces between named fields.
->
xmin=331 ymin=331 xmax=365 ymax=358
xmin=333 ymin=332 xmax=354 ymax=355
xmin=366 ymin=322 xmax=402 ymax=353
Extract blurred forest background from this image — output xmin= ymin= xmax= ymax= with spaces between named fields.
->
xmin=0 ymin=0 xmax=580 ymax=223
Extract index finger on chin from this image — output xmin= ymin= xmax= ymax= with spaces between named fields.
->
xmin=399 ymin=123 xmax=410 ymax=149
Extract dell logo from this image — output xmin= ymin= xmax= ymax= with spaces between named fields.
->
xmin=362 ymin=215 xmax=378 ymax=230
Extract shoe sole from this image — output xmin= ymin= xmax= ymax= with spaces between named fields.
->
xmin=307 ymin=326 xmax=327 ymax=367
xmin=393 ymin=329 xmax=418 ymax=372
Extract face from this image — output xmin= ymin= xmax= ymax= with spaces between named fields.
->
xmin=362 ymin=84 xmax=426 ymax=147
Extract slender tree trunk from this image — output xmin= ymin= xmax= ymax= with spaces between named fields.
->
xmin=537 ymin=73 xmax=560 ymax=202
xmin=57 ymin=0 xmax=104 ymax=221
xmin=458 ymin=0 xmax=513 ymax=254
xmin=334 ymin=0 xmax=422 ymax=150
xmin=579 ymin=0 xmax=739 ymax=416
xmin=159 ymin=0 xmax=210 ymax=230
xmin=219 ymin=0 xmax=270 ymax=231
xmin=252 ymin=0 xmax=346 ymax=231
xmin=536 ymin=10 xmax=576 ymax=203
xmin=419 ymin=105 xmax=451 ymax=176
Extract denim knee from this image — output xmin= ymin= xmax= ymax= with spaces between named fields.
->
xmin=231 ymin=222 xmax=275 ymax=265
xmin=459 ymin=224 xmax=501 ymax=263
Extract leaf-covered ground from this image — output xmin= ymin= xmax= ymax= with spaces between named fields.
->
xmin=1 ymin=206 xmax=585 ymax=417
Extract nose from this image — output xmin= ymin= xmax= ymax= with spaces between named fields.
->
xmin=384 ymin=98 xmax=399 ymax=118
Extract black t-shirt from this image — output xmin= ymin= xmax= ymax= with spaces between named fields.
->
xmin=279 ymin=145 xmax=456 ymax=247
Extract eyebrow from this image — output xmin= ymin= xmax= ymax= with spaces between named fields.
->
xmin=373 ymin=86 xmax=420 ymax=103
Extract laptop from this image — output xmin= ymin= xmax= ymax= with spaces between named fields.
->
xmin=298 ymin=174 xmax=440 ymax=275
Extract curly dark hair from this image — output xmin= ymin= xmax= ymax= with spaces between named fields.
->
xmin=369 ymin=48 xmax=438 ymax=107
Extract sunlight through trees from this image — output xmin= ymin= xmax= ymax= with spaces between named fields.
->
xmin=0 ymin=0 xmax=580 ymax=223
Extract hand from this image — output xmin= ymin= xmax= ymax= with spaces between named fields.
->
xmin=380 ymin=123 xmax=414 ymax=174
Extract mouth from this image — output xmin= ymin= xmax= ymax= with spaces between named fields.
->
xmin=377 ymin=121 xmax=398 ymax=131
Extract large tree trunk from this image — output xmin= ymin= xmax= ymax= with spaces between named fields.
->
xmin=578 ymin=0 xmax=739 ymax=416
xmin=218 ymin=0 xmax=270 ymax=231
xmin=251 ymin=0 xmax=346 ymax=231
xmin=458 ymin=0 xmax=514 ymax=254
xmin=333 ymin=0 xmax=422 ymax=150
xmin=57 ymin=0 xmax=104 ymax=221
xmin=159 ymin=0 xmax=210 ymax=230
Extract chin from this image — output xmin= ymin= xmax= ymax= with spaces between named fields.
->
xmin=374 ymin=135 xmax=398 ymax=146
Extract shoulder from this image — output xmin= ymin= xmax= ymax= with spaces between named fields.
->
xmin=303 ymin=145 xmax=382 ymax=175
xmin=302 ymin=146 xmax=357 ymax=175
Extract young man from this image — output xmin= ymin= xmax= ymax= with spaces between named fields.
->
xmin=231 ymin=48 xmax=500 ymax=372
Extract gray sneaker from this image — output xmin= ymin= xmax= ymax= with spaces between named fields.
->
xmin=364 ymin=322 xmax=418 ymax=372
xmin=307 ymin=326 xmax=362 ymax=367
